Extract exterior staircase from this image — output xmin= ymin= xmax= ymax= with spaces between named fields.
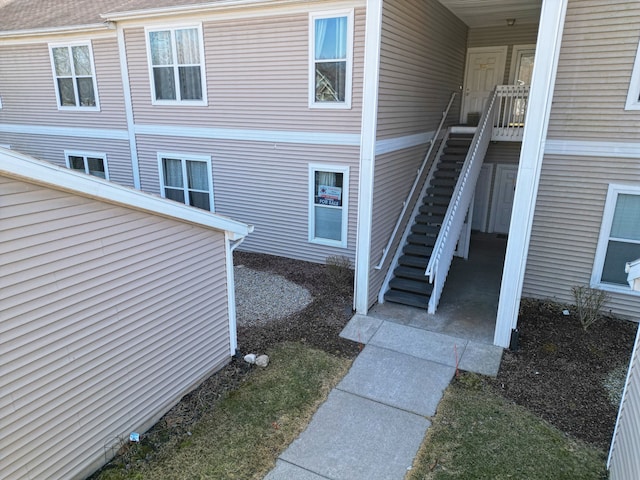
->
xmin=383 ymin=132 xmax=474 ymax=309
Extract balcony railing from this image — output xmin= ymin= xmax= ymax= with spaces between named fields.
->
xmin=492 ymin=85 xmax=530 ymax=141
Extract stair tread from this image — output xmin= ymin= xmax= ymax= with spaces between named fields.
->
xmin=394 ymin=264 xmax=430 ymax=280
xmin=411 ymin=223 xmax=440 ymax=235
xmin=419 ymin=204 xmax=448 ymax=215
xmin=384 ymin=290 xmax=429 ymax=309
xmin=398 ymin=254 xmax=430 ymax=269
xmin=407 ymin=233 xmax=436 ymax=245
xmin=389 ymin=277 xmax=434 ymax=295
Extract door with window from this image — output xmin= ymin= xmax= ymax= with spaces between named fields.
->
xmin=461 ymin=47 xmax=507 ymax=124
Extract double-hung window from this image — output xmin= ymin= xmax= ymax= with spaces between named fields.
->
xmin=309 ymin=165 xmax=348 ymax=247
xmin=147 ymin=25 xmax=207 ymax=105
xmin=158 ymin=154 xmax=214 ymax=211
xmin=49 ymin=42 xmax=99 ymax=110
xmin=591 ymin=184 xmax=640 ymax=293
xmin=65 ymin=151 xmax=108 ymax=179
xmin=309 ymin=10 xmax=353 ymax=109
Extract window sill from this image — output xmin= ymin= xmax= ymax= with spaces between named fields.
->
xmin=57 ymin=106 xmax=101 ymax=112
xmin=152 ymin=100 xmax=208 ymax=107
xmin=590 ymin=281 xmax=640 ymax=297
xmin=310 ymin=237 xmax=347 ymax=249
xmin=309 ymin=101 xmax=352 ymax=110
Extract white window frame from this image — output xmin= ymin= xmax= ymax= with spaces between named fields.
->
xmin=591 ymin=183 xmax=640 ymax=296
xmin=145 ymin=24 xmax=208 ymax=106
xmin=157 ymin=153 xmax=215 ymax=211
xmin=48 ymin=41 xmax=100 ymax=111
xmin=308 ymin=164 xmax=349 ymax=248
xmin=626 ymin=38 xmax=640 ymax=110
xmin=64 ymin=150 xmax=109 ymax=179
xmin=308 ymin=9 xmax=354 ymax=110
xmin=509 ymin=44 xmax=536 ymax=85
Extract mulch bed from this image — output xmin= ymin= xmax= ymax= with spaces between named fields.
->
xmin=489 ymin=298 xmax=637 ymax=451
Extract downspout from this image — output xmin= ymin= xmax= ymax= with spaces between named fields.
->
xmin=354 ymin=0 xmax=383 ymax=313
xmin=116 ymin=22 xmax=141 ymax=189
xmin=494 ymin=0 xmax=568 ymax=347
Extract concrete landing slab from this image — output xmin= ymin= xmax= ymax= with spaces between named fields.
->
xmin=264 ymin=460 xmax=330 ymax=480
xmin=339 ymin=314 xmax=382 ymax=344
xmin=337 ymin=345 xmax=455 ymax=417
xmin=369 ymin=321 xmax=468 ymax=367
xmin=279 ymin=389 xmax=429 ymax=480
xmin=459 ymin=341 xmax=504 ymax=377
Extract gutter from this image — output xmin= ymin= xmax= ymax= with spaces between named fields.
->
xmin=0 ymin=22 xmax=114 ymax=39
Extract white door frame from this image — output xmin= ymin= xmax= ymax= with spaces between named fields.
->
xmin=489 ymin=164 xmax=518 ymax=234
xmin=460 ymin=46 xmax=508 ymax=124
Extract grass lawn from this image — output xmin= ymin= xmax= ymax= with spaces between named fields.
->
xmin=407 ymin=373 xmax=608 ymax=480
xmin=94 ymin=342 xmax=351 ymax=480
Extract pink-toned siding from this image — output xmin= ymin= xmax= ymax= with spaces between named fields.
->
xmin=0 ymin=37 xmax=127 ymax=129
xmin=124 ymin=8 xmax=365 ymax=133
xmin=136 ymin=135 xmax=359 ymax=263
xmin=1 ymin=174 xmax=232 ymax=479
xmin=369 ymin=0 xmax=467 ymax=306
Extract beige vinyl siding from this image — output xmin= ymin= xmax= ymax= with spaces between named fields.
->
xmin=0 ymin=133 xmax=134 ymax=187
xmin=547 ymin=1 xmax=640 ymax=140
xmin=608 ymin=329 xmax=640 ymax=480
xmin=136 ymin=135 xmax=359 ymax=263
xmin=369 ymin=0 xmax=467 ymax=306
xmin=523 ymin=154 xmax=640 ymax=319
xmin=124 ymin=8 xmax=365 ymax=133
xmin=0 ymin=37 xmax=127 ymax=128
xmin=1 ymin=175 xmax=231 ymax=480
xmin=467 ymin=24 xmax=539 ymax=84
xmin=376 ymin=0 xmax=467 ymax=140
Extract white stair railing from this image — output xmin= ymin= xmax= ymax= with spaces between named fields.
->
xmin=492 ymin=85 xmax=530 ymax=141
xmin=374 ymin=92 xmax=457 ymax=271
xmin=425 ymin=86 xmax=499 ymax=314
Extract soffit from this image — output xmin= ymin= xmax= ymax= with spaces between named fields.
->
xmin=438 ymin=0 xmax=542 ymax=28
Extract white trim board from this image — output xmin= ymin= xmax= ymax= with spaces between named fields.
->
xmin=0 ymin=123 xmax=128 ymax=140
xmin=545 ymin=139 xmax=640 ymax=159
xmin=375 ymin=131 xmax=435 ymax=155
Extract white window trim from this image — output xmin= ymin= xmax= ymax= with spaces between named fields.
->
xmin=145 ymin=24 xmax=208 ymax=106
xmin=591 ymin=183 xmax=640 ymax=296
xmin=509 ymin=44 xmax=536 ymax=85
xmin=48 ymin=41 xmax=100 ymax=111
xmin=626 ymin=38 xmax=640 ymax=110
xmin=157 ymin=152 xmax=215 ymax=211
xmin=308 ymin=163 xmax=349 ymax=248
xmin=308 ymin=9 xmax=354 ymax=110
xmin=64 ymin=150 xmax=109 ymax=179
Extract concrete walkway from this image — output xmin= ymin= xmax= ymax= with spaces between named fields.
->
xmin=264 ymin=314 xmax=503 ymax=480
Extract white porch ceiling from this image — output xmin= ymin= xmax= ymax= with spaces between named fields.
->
xmin=438 ymin=0 xmax=542 ymax=28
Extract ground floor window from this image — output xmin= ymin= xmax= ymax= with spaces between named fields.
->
xmin=65 ymin=151 xmax=108 ymax=179
xmin=309 ymin=164 xmax=348 ymax=247
xmin=158 ymin=154 xmax=214 ymax=211
xmin=591 ymin=184 xmax=640 ymax=292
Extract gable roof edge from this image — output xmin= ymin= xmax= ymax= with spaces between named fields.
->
xmin=0 ymin=22 xmax=113 ymax=40
xmin=0 ymin=148 xmax=252 ymax=239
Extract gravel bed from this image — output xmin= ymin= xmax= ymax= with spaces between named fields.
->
xmin=234 ymin=265 xmax=313 ymax=327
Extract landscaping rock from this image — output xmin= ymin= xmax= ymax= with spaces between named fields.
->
xmin=256 ymin=355 xmax=270 ymax=367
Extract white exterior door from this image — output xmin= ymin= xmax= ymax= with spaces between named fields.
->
xmin=490 ymin=164 xmax=518 ymax=234
xmin=461 ymin=47 xmax=508 ymax=124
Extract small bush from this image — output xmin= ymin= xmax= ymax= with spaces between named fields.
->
xmin=325 ymin=255 xmax=353 ymax=294
xmin=571 ymin=285 xmax=610 ymax=332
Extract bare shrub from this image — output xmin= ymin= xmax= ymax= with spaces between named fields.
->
xmin=571 ymin=285 xmax=610 ymax=332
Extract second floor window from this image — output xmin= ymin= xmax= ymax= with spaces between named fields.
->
xmin=49 ymin=43 xmax=99 ymax=109
xmin=147 ymin=26 xmax=206 ymax=104
xmin=65 ymin=152 xmax=108 ymax=179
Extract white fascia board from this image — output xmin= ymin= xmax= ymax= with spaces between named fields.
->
xmin=0 ymin=23 xmax=113 ymax=40
xmin=0 ymin=148 xmax=252 ymax=239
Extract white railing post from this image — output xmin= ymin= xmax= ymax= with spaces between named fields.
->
xmin=493 ymin=85 xmax=530 ymax=141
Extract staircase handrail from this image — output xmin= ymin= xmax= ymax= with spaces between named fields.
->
xmin=424 ymin=86 xmax=499 ymax=313
xmin=374 ymin=91 xmax=457 ymax=270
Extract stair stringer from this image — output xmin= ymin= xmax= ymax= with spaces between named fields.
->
xmin=377 ymin=128 xmax=455 ymax=304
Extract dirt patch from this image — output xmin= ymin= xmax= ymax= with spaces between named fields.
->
xmin=488 ymin=298 xmax=637 ymax=451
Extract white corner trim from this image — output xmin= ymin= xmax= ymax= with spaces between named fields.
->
xmin=134 ymin=124 xmax=361 ymax=146
xmin=625 ymin=37 xmax=640 ymax=110
xmin=0 ymin=147 xmax=251 ymax=239
xmin=354 ymin=0 xmax=382 ymax=314
xmin=494 ymin=0 xmax=568 ymax=348
xmin=116 ymin=24 xmax=141 ymax=189
xmin=375 ymin=131 xmax=435 ymax=156
xmin=545 ymin=139 xmax=640 ymax=159
xmin=225 ymin=232 xmax=238 ymax=356
xmin=0 ymin=123 xmax=129 ymax=140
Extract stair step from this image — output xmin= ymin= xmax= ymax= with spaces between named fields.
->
xmin=410 ymin=223 xmax=440 ymax=235
xmin=426 ymin=186 xmax=454 ymax=197
xmin=384 ymin=290 xmax=429 ymax=309
xmin=433 ymin=169 xmax=458 ymax=179
xmin=419 ymin=204 xmax=448 ymax=215
xmin=400 ymin=243 xmax=434 ymax=260
xmin=393 ymin=262 xmax=429 ymax=282
xmin=407 ymin=233 xmax=436 ymax=246
xmin=415 ymin=213 xmax=444 ymax=225
xmin=431 ymin=178 xmax=456 ymax=187
xmin=398 ymin=254 xmax=430 ymax=269
xmin=389 ymin=277 xmax=434 ymax=295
